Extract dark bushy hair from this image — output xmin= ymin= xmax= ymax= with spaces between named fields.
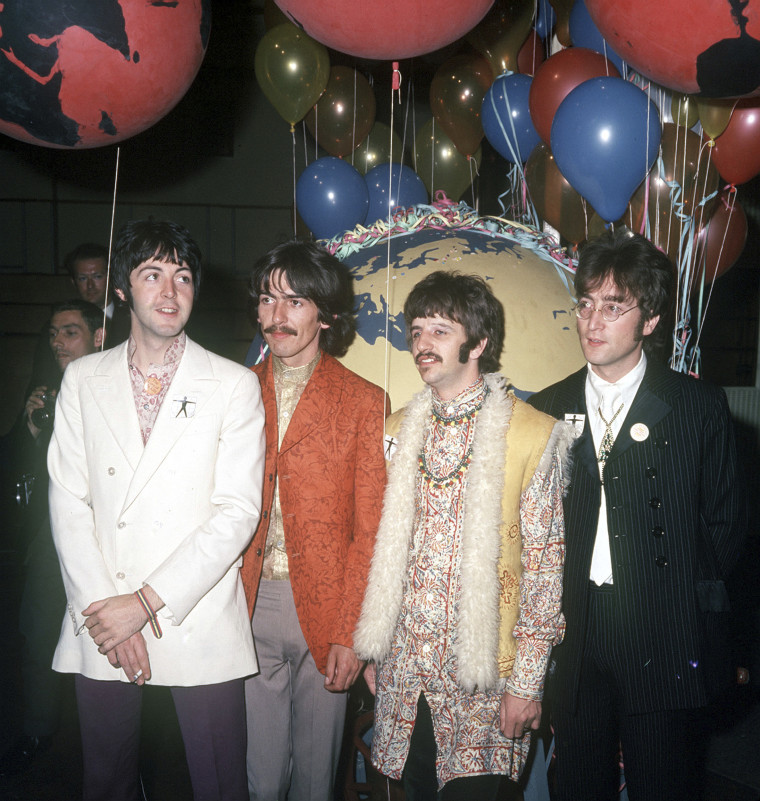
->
xmin=249 ymin=239 xmax=356 ymax=358
xmin=50 ymin=298 xmax=105 ymax=336
xmin=403 ymin=271 xmax=505 ymax=373
xmin=63 ymin=243 xmax=108 ymax=279
xmin=112 ymin=219 xmax=202 ymax=306
xmin=576 ymin=228 xmax=675 ymax=357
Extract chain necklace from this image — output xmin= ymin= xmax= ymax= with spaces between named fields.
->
xmin=597 ymin=401 xmax=625 ymax=465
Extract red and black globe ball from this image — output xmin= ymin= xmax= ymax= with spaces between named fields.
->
xmin=0 ymin=0 xmax=210 ymax=149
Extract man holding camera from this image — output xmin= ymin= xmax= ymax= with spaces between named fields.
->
xmin=0 ymin=299 xmax=104 ymax=776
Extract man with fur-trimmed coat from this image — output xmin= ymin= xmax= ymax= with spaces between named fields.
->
xmin=355 ymin=271 xmax=571 ymax=800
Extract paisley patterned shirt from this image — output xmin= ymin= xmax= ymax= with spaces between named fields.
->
xmin=372 ymin=377 xmax=565 ymax=787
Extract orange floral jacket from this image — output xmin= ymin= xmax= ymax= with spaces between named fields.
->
xmin=241 ymin=353 xmax=388 ymax=673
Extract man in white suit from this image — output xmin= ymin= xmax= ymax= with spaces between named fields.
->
xmin=47 ymin=219 xmax=266 ymax=801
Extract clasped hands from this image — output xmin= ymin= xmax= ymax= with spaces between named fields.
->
xmin=82 ymin=591 xmax=158 ymax=686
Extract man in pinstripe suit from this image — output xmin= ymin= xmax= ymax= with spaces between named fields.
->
xmin=529 ymin=229 xmax=745 ymax=801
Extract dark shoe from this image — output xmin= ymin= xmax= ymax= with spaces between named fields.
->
xmin=0 ymin=735 xmax=52 ymax=777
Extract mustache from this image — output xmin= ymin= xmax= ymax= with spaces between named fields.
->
xmin=263 ymin=325 xmax=297 ymax=336
xmin=415 ymin=351 xmax=442 ymax=365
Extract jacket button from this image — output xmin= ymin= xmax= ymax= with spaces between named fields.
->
xmin=655 ymin=555 xmax=668 ymax=568
xmin=256 ymin=548 xmax=262 ymax=557
xmin=118 ymin=521 xmax=126 ymax=529
xmin=108 ymin=467 xmax=115 ymax=476
xmin=651 ymin=526 xmax=665 ymax=538
xmin=646 ymin=467 xmax=657 ymax=479
xmin=649 ymin=497 xmax=662 ymax=509
xmin=116 ymin=571 xmax=125 ymax=580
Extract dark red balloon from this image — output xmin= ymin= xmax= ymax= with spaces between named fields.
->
xmin=529 ymin=47 xmax=620 ymax=145
xmin=274 ymin=0 xmax=492 ymax=60
xmin=710 ymin=98 xmax=760 ymax=186
xmin=517 ymin=30 xmax=546 ymax=76
xmin=0 ymin=0 xmax=209 ymax=149
xmin=694 ymin=191 xmax=748 ymax=288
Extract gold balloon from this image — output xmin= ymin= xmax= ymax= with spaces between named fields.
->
xmin=351 ymin=121 xmax=404 ymax=175
xmin=254 ymin=23 xmax=329 ymax=126
xmin=414 ymin=119 xmax=481 ymax=201
xmin=671 ymin=95 xmax=698 ymax=129
xmin=467 ymin=0 xmax=535 ymax=75
xmin=305 ymin=66 xmax=376 ymax=158
xmin=697 ymin=97 xmax=737 ymax=140
xmin=550 ymin=0 xmax=574 ymax=47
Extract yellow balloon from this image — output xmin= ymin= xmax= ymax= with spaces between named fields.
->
xmin=351 ymin=121 xmax=404 ymax=175
xmin=466 ymin=0 xmax=534 ymax=75
xmin=254 ymin=23 xmax=329 ymax=126
xmin=697 ymin=97 xmax=737 ymax=141
xmin=414 ymin=119 xmax=481 ymax=201
xmin=671 ymin=95 xmax=698 ymax=129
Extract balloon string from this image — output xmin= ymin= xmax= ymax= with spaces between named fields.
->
xmin=352 ymin=67 xmax=358 ymax=163
xmin=382 ymin=63 xmax=402 ymax=426
xmin=689 ymin=189 xmax=736 ymax=374
xmin=292 ymin=125 xmax=297 ymax=235
xmin=103 ymin=145 xmax=121 ymax=352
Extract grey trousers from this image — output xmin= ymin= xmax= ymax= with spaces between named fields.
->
xmin=245 ymin=580 xmax=347 ymax=801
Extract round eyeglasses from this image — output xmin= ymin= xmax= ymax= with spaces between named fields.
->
xmin=573 ymin=300 xmax=639 ymax=322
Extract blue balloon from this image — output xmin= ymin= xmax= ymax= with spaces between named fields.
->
xmin=535 ymin=0 xmax=556 ymax=41
xmin=296 ymin=157 xmax=369 ymax=240
xmin=363 ymin=163 xmax=428 ymax=226
xmin=550 ymin=77 xmax=661 ymax=222
xmin=569 ymin=0 xmax=625 ymax=75
xmin=481 ymin=73 xmax=541 ymax=164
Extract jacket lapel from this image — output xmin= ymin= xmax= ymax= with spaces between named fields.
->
xmin=85 ymin=343 xmax=143 ymax=471
xmin=278 ymin=354 xmax=341 ymax=455
xmin=561 ymin=368 xmax=598 ymax=481
xmin=123 ymin=339 xmax=220 ymax=510
xmin=607 ymin=360 xmax=675 ymax=463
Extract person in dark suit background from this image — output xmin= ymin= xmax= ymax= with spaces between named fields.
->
xmin=528 ymin=228 xmax=745 ymax=801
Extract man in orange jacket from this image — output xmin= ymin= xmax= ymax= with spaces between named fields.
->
xmin=241 ymin=239 xmax=388 ymax=801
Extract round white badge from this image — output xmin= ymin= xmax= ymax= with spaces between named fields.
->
xmin=630 ymin=423 xmax=649 ymax=442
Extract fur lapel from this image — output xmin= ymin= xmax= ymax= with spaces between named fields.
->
xmin=354 ymin=374 xmax=512 ymax=692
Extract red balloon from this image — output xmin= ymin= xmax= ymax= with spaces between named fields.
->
xmin=305 ymin=66 xmax=376 ymax=157
xmin=0 ymin=0 xmax=209 ymax=149
xmin=273 ymin=0 xmax=492 ymax=60
xmin=710 ymin=98 xmax=760 ymax=185
xmin=694 ymin=191 xmax=748 ymax=287
xmin=517 ymin=30 xmax=546 ymax=76
xmin=586 ymin=0 xmax=760 ymax=98
xmin=430 ymin=54 xmax=493 ymax=157
xmin=529 ymin=47 xmax=620 ymax=145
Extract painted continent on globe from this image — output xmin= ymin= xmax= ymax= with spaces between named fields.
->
xmin=0 ymin=0 xmax=210 ymax=148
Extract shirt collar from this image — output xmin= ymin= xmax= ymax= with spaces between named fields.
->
xmin=586 ymin=351 xmax=647 ymax=411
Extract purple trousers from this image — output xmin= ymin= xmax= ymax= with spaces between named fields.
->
xmin=75 ymin=674 xmax=248 ymax=801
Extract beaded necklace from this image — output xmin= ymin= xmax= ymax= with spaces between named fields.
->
xmin=418 ymin=383 xmax=489 ymax=486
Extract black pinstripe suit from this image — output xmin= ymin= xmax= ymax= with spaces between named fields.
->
xmin=529 ymin=359 xmax=746 ymax=799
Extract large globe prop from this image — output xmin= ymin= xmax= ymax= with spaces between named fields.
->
xmin=273 ymin=0 xmax=493 ymax=60
xmin=0 ymin=0 xmax=210 ymax=148
xmin=585 ymin=0 xmax=760 ymax=98
xmin=332 ymin=204 xmax=585 ymax=411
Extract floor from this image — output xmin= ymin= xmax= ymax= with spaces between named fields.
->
xmin=1 ymin=551 xmax=759 ymax=801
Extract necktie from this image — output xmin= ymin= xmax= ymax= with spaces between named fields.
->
xmin=597 ymin=390 xmax=624 ymax=469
